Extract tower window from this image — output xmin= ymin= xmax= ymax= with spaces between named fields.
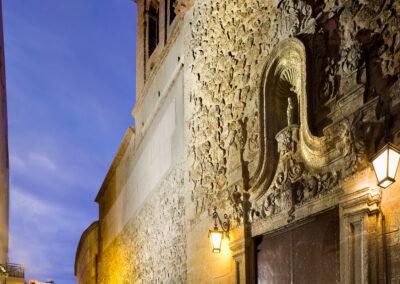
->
xmin=148 ymin=4 xmax=159 ymax=57
xmin=169 ymin=0 xmax=176 ymax=25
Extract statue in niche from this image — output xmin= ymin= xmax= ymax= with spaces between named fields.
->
xmin=287 ymin=97 xmax=295 ymax=126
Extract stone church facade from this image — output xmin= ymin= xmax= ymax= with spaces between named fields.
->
xmin=75 ymin=0 xmax=400 ymax=283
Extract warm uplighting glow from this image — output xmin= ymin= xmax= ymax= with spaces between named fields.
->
xmin=209 ymin=229 xmax=223 ymax=253
xmin=372 ymin=143 xmax=400 ymax=188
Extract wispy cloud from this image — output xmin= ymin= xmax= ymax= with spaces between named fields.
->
xmin=10 ymin=186 xmax=89 ymax=278
xmin=29 ymin=152 xmax=57 ymax=172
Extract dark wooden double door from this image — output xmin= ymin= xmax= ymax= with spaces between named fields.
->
xmin=256 ymin=208 xmax=340 ymax=284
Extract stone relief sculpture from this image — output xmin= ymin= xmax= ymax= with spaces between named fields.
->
xmin=249 ymin=38 xmax=372 ymax=223
xmin=187 ymin=0 xmax=397 ymax=225
xmin=287 ymin=97 xmax=294 ymax=127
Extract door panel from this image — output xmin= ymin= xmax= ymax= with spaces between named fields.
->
xmin=256 ymin=208 xmax=340 ymax=284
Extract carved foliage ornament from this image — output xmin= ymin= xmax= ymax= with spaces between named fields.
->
xmin=248 ymin=38 xmax=372 ymax=223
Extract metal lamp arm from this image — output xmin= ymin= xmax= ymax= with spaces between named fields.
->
xmin=212 ymin=207 xmax=231 ymax=236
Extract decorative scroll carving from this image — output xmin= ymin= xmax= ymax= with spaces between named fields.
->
xmin=338 ymin=112 xmax=367 ymax=175
xmin=249 ymin=39 xmax=384 ymax=224
xmin=187 ymin=0 xmax=398 ymax=224
xmin=250 ymin=38 xmax=329 ymax=205
xmin=251 ymin=125 xmax=340 ymax=222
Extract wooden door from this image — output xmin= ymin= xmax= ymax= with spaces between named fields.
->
xmin=256 ymin=208 xmax=340 ymax=284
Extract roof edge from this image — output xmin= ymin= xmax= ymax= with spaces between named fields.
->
xmin=74 ymin=221 xmax=99 ymax=276
xmin=95 ymin=126 xmax=135 ymax=203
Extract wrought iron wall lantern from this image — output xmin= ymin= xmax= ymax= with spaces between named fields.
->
xmin=0 ymin=265 xmax=8 ymax=280
xmin=372 ymin=142 xmax=400 ymax=188
xmin=208 ymin=207 xmax=231 ymax=253
xmin=371 ymin=100 xmax=400 ymax=188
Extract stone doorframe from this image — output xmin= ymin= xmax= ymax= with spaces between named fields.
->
xmin=227 ymin=37 xmax=385 ymax=284
xmin=340 ymin=187 xmax=382 ymax=284
xmin=229 ymin=186 xmax=383 ymax=284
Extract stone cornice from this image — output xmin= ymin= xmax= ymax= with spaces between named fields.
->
xmin=95 ymin=127 xmax=135 ymax=203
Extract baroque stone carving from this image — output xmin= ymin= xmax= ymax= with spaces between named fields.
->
xmin=251 ymin=125 xmax=340 ymax=222
xmin=188 ymin=0 xmax=272 ymax=220
xmin=187 ymin=0 xmax=398 ymax=225
xmin=249 ymin=38 xmax=383 ymax=224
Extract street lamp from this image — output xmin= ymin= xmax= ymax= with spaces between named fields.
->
xmin=208 ymin=207 xmax=230 ymax=253
xmin=0 ymin=265 xmax=8 ymax=284
xmin=372 ymin=143 xmax=400 ymax=188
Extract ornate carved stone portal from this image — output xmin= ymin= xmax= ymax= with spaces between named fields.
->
xmin=249 ymin=38 xmax=341 ymax=224
xmin=243 ymin=37 xmax=386 ymax=283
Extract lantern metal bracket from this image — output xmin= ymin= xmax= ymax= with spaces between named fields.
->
xmin=212 ymin=207 xmax=231 ymax=239
xmin=0 ymin=265 xmax=8 ymax=280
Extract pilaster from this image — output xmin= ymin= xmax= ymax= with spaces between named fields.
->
xmin=340 ymin=188 xmax=382 ymax=284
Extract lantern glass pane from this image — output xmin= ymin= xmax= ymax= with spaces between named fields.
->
xmin=388 ymin=148 xmax=400 ymax=179
xmin=380 ymin=179 xmax=393 ymax=188
xmin=372 ymin=149 xmax=388 ymax=183
xmin=210 ymin=231 xmax=223 ymax=253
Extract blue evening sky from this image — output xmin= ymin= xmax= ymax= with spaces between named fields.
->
xmin=3 ymin=0 xmax=137 ymax=282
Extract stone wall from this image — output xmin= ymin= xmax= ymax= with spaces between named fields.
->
xmin=94 ymin=14 xmax=186 ymax=282
xmin=76 ymin=0 xmax=400 ymax=282
xmin=185 ymin=0 xmax=400 ymax=282
xmin=97 ymin=167 xmax=186 ymax=283
xmin=75 ymin=222 xmax=98 ymax=284
xmin=186 ymin=0 xmax=400 ymax=223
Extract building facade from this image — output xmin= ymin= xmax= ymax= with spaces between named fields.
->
xmin=74 ymin=222 xmax=98 ymax=284
xmin=76 ymin=0 xmax=400 ymax=282
xmin=0 ymin=0 xmax=9 ymax=267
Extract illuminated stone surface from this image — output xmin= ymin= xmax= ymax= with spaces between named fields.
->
xmin=75 ymin=0 xmax=400 ymax=282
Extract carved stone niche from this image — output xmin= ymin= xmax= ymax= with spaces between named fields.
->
xmin=240 ymin=37 xmax=385 ymax=284
xmin=249 ymin=38 xmax=339 ymax=225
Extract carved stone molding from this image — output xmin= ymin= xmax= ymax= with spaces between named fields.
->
xmin=248 ymin=38 xmax=385 ymax=228
xmin=229 ymin=226 xmax=255 ymax=284
xmin=249 ymin=39 xmax=342 ymax=223
xmin=339 ymin=188 xmax=382 ymax=284
xmin=250 ymin=124 xmax=340 ymax=223
xmin=250 ymin=38 xmax=329 ymax=199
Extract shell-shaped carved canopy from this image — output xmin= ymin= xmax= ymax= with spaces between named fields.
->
xmin=250 ymin=38 xmax=328 ymax=200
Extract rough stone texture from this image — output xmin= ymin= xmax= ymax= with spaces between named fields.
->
xmin=76 ymin=0 xmax=400 ymax=282
xmin=187 ymin=0 xmax=400 ymax=222
xmin=97 ymin=167 xmax=186 ymax=284
xmin=187 ymin=0 xmax=267 ymax=220
xmin=185 ymin=0 xmax=400 ymax=282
